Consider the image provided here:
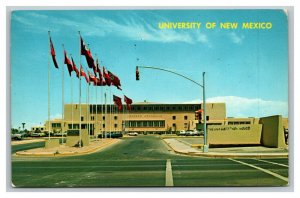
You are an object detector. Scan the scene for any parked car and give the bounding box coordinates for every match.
[98,132,123,138]
[177,130,186,136]
[185,130,195,136]
[30,132,46,137]
[11,133,23,140]
[128,132,138,136]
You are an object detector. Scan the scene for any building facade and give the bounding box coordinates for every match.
[45,102,226,136]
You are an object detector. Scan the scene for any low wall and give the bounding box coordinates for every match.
[259,115,286,148]
[66,130,89,147]
[207,124,262,145]
[45,139,60,148]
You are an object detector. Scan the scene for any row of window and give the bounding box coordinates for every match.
[128,120,165,128]
[89,104,201,113]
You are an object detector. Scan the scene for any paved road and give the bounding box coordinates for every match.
[11,136,289,187]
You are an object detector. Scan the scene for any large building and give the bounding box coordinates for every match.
[44,102,288,148]
[45,102,226,135]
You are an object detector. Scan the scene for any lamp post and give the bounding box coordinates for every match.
[136,65,208,153]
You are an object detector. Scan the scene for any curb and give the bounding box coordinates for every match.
[15,139,120,157]
[162,139,288,159]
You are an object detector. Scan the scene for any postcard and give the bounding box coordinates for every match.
[11,9,289,188]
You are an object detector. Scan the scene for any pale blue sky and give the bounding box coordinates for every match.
[10,9,288,129]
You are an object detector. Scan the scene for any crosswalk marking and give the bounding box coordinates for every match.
[165,159,174,186]
[255,159,289,168]
[228,158,288,182]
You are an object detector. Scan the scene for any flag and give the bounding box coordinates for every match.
[80,35,95,69]
[80,65,89,84]
[80,36,88,56]
[108,71,122,90]
[103,67,111,86]
[71,57,79,78]
[64,50,73,76]
[88,71,97,85]
[49,37,59,68]
[85,49,96,69]
[113,95,122,111]
[124,95,133,111]
[95,78,106,86]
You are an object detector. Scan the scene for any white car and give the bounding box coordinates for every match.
[178,130,186,136]
[128,132,138,136]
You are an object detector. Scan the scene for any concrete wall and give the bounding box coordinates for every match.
[45,139,60,149]
[66,129,90,147]
[259,115,287,148]
[207,124,262,145]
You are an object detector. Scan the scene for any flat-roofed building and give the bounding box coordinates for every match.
[45,102,226,136]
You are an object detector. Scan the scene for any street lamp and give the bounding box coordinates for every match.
[136,66,208,153]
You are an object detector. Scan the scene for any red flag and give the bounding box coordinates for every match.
[103,67,111,86]
[124,95,133,111]
[95,78,106,86]
[108,71,122,90]
[88,71,97,85]
[113,95,122,111]
[80,35,95,69]
[80,65,89,84]
[64,50,73,76]
[49,37,59,68]
[80,36,88,56]
[71,57,79,78]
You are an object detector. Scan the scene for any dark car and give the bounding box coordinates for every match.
[98,132,123,138]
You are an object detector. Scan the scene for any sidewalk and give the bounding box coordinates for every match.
[163,138,288,158]
[15,139,120,157]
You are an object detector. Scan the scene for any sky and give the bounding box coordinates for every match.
[10,9,289,129]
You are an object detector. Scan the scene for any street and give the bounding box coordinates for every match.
[11,136,288,187]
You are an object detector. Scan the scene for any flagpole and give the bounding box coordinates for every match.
[109,87,112,139]
[86,76,89,141]
[71,56,74,131]
[96,80,98,139]
[48,31,51,141]
[104,91,107,139]
[78,31,82,148]
[101,86,103,139]
[61,45,65,145]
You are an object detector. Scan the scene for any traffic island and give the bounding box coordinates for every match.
[15,139,120,157]
[163,138,288,158]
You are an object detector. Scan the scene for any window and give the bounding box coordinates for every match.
[114,124,118,128]
[103,116,105,120]
[172,123,176,127]
[81,116,84,121]
[41,128,44,131]
[184,115,188,120]
[148,121,154,127]
[114,116,118,120]
[52,123,61,128]
[103,124,105,128]
[206,116,209,121]
[143,121,148,127]
[172,116,176,120]
[91,116,95,121]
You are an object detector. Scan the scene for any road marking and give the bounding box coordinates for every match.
[165,159,174,186]
[255,159,289,168]
[228,158,288,182]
